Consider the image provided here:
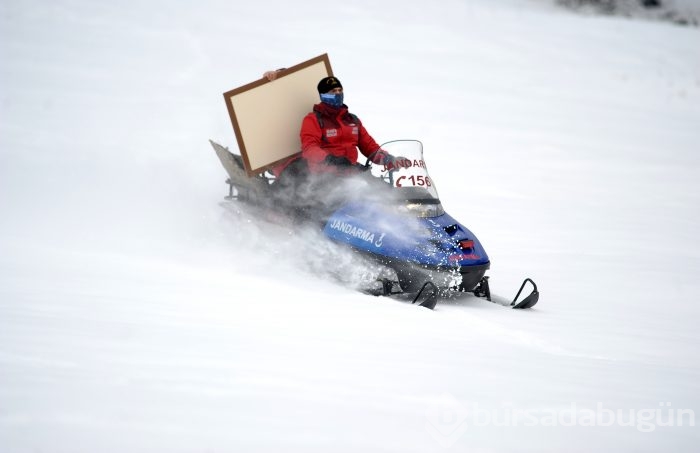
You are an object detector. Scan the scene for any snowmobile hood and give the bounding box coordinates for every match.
[323,200,490,269]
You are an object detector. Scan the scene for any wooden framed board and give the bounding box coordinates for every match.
[223,53,333,176]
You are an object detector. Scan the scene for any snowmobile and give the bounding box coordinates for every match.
[211,139,539,310]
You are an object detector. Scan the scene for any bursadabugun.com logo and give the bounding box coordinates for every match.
[426,394,695,447]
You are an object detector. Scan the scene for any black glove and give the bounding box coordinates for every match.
[369,150,409,169]
[324,155,352,167]
[369,150,390,165]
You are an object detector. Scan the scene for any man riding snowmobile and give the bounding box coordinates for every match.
[270,75,402,220]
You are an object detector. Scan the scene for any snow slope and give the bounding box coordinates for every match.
[1,0,699,451]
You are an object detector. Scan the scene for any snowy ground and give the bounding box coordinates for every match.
[2,0,700,451]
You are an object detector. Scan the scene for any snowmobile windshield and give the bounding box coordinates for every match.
[370,140,444,218]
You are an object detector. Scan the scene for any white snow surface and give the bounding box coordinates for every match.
[2,0,700,451]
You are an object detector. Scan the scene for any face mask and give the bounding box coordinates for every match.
[320,92,344,107]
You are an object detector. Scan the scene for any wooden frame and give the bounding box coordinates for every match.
[223,53,333,176]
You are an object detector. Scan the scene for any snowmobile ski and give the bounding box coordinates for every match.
[469,276,539,309]
[411,281,439,310]
[510,278,539,309]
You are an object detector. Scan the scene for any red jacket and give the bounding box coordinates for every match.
[300,102,382,173]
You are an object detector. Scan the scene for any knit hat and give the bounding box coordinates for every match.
[317,76,342,94]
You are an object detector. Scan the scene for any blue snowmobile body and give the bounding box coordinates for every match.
[322,196,491,291]
[320,140,490,293]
